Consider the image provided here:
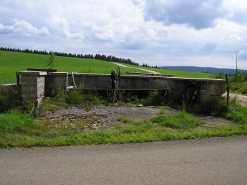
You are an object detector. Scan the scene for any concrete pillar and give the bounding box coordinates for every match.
[18,71,47,107]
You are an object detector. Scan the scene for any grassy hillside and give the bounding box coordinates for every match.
[123,64,213,78]
[0,50,213,84]
[0,51,146,83]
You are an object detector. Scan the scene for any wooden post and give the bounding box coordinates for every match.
[225,74,229,105]
[16,72,21,105]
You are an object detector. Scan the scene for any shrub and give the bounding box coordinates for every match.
[229,82,247,95]
[212,100,247,124]
[66,90,84,104]
[214,72,225,79]
[231,70,244,83]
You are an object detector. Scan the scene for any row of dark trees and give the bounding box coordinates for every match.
[0,47,139,66]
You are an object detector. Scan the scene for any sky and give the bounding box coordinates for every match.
[0,0,247,69]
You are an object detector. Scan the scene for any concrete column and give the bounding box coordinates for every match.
[18,71,47,107]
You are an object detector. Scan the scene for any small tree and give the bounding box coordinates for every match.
[48,52,56,69]
[232,70,244,83]
[214,71,225,79]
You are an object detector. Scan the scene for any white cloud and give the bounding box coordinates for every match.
[49,15,84,40]
[0,0,247,69]
[0,19,50,36]
[227,34,244,41]
[223,0,247,24]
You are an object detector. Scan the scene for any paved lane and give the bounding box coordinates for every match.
[1,136,247,185]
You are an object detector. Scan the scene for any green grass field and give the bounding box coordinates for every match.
[0,51,147,83]
[123,64,213,78]
[1,50,213,84]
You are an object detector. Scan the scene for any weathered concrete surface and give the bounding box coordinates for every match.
[167,77,226,104]
[17,71,226,106]
[18,71,47,106]
[0,136,246,185]
[0,83,16,95]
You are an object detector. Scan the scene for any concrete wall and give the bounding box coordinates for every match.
[45,72,68,96]
[67,73,169,90]
[70,73,110,90]
[119,75,169,90]
[0,83,17,95]
[167,77,225,104]
[17,71,226,106]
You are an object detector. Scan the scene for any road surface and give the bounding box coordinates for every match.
[112,62,161,74]
[0,136,247,185]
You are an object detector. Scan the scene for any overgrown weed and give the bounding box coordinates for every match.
[213,100,247,124]
[0,110,40,133]
[150,108,205,129]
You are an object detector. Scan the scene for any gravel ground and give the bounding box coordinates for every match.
[38,104,233,129]
[38,106,174,128]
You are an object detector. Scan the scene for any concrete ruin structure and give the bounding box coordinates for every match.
[14,70,226,107]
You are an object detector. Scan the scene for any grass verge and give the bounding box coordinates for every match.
[0,102,247,148]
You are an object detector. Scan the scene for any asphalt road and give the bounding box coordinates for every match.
[0,136,247,185]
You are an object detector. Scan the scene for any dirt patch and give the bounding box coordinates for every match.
[38,105,231,130]
[38,106,170,129]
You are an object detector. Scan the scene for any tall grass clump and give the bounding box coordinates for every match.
[65,90,105,105]
[0,110,39,133]
[117,116,134,124]
[150,109,205,129]
[228,70,247,95]
[213,100,247,124]
[38,97,58,116]
[66,90,84,104]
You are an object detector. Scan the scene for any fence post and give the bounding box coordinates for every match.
[225,74,229,105]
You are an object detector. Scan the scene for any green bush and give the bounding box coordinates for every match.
[228,70,247,94]
[66,90,84,104]
[214,72,225,79]
[212,100,247,124]
[231,70,244,83]
[229,82,247,95]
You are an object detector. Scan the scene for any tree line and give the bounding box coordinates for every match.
[0,47,139,66]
